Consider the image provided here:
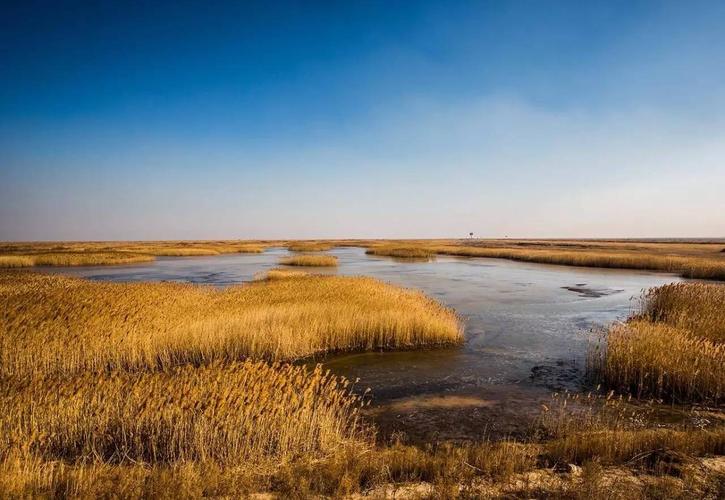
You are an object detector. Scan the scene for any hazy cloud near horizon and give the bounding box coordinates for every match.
[1,1,724,240]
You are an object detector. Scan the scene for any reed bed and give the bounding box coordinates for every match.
[640,282,725,342]
[0,242,266,268]
[2,427,723,497]
[0,271,462,378]
[428,245,725,280]
[591,282,725,403]
[3,239,723,278]
[594,321,725,403]
[287,242,333,252]
[0,442,537,498]
[365,247,436,259]
[133,247,220,256]
[544,427,725,466]
[0,252,155,267]
[279,255,338,267]
[0,361,368,466]
[0,256,34,268]
[120,244,264,256]
[226,245,264,254]
[255,268,311,280]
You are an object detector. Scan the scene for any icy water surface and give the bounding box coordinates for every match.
[44,247,680,441]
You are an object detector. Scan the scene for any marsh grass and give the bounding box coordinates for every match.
[2,428,723,498]
[640,282,725,342]
[0,252,155,267]
[121,244,264,256]
[1,251,723,497]
[365,247,436,259]
[429,245,725,280]
[255,267,311,280]
[0,241,265,268]
[0,256,34,268]
[0,271,462,378]
[0,361,368,466]
[537,391,725,467]
[0,269,467,497]
[593,321,725,403]
[590,283,725,403]
[544,427,725,468]
[133,247,221,256]
[279,255,338,267]
[287,242,333,252]
[3,239,723,278]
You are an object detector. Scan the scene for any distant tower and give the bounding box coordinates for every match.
[469,232,474,239]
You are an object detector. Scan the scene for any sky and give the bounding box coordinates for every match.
[1,0,724,240]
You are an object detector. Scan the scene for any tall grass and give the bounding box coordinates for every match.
[428,245,725,280]
[0,252,155,267]
[135,247,220,256]
[365,247,436,259]
[0,241,266,268]
[640,282,725,342]
[0,268,468,497]
[255,268,311,280]
[0,271,462,378]
[0,361,368,466]
[0,256,34,268]
[279,255,338,267]
[544,427,725,467]
[287,242,333,252]
[594,321,725,403]
[591,283,725,403]
[2,427,723,497]
[120,244,264,256]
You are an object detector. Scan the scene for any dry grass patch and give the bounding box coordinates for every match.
[430,245,725,280]
[0,441,538,498]
[134,247,220,256]
[0,361,368,466]
[0,241,267,267]
[0,256,34,268]
[6,252,156,267]
[593,321,725,403]
[640,282,725,342]
[230,245,264,253]
[544,427,725,467]
[366,247,436,259]
[3,432,723,498]
[279,255,338,267]
[118,243,264,256]
[287,242,333,252]
[355,239,725,279]
[0,271,462,378]
[591,282,725,403]
[255,268,311,280]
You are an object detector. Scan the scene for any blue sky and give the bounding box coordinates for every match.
[1,0,724,240]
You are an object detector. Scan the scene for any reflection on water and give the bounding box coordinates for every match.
[42,247,681,441]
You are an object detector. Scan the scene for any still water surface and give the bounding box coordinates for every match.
[45,247,680,441]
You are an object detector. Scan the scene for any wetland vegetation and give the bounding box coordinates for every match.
[279,254,339,267]
[0,240,723,498]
